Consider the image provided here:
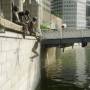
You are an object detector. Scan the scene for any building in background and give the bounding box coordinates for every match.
[63,0,86,29]
[24,0,62,30]
[24,0,51,29]
[86,0,90,28]
[40,0,51,28]
[51,0,86,29]
[51,0,63,18]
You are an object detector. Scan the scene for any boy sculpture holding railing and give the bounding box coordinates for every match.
[12,5,40,60]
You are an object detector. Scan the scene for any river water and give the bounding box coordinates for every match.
[42,44,90,90]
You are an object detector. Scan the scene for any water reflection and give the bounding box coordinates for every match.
[42,44,90,90]
[75,46,87,87]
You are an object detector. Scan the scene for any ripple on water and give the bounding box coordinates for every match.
[43,46,90,90]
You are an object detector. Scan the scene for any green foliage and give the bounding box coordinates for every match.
[40,25,49,29]
[40,23,50,30]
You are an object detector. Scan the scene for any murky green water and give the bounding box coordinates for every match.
[41,44,90,90]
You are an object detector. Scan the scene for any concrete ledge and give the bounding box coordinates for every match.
[0,16,23,32]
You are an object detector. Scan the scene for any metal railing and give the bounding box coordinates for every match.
[41,27,90,40]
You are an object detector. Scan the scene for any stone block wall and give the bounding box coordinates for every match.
[40,46,57,79]
[0,32,40,90]
[44,47,56,69]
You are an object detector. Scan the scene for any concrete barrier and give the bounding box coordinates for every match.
[0,32,40,90]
